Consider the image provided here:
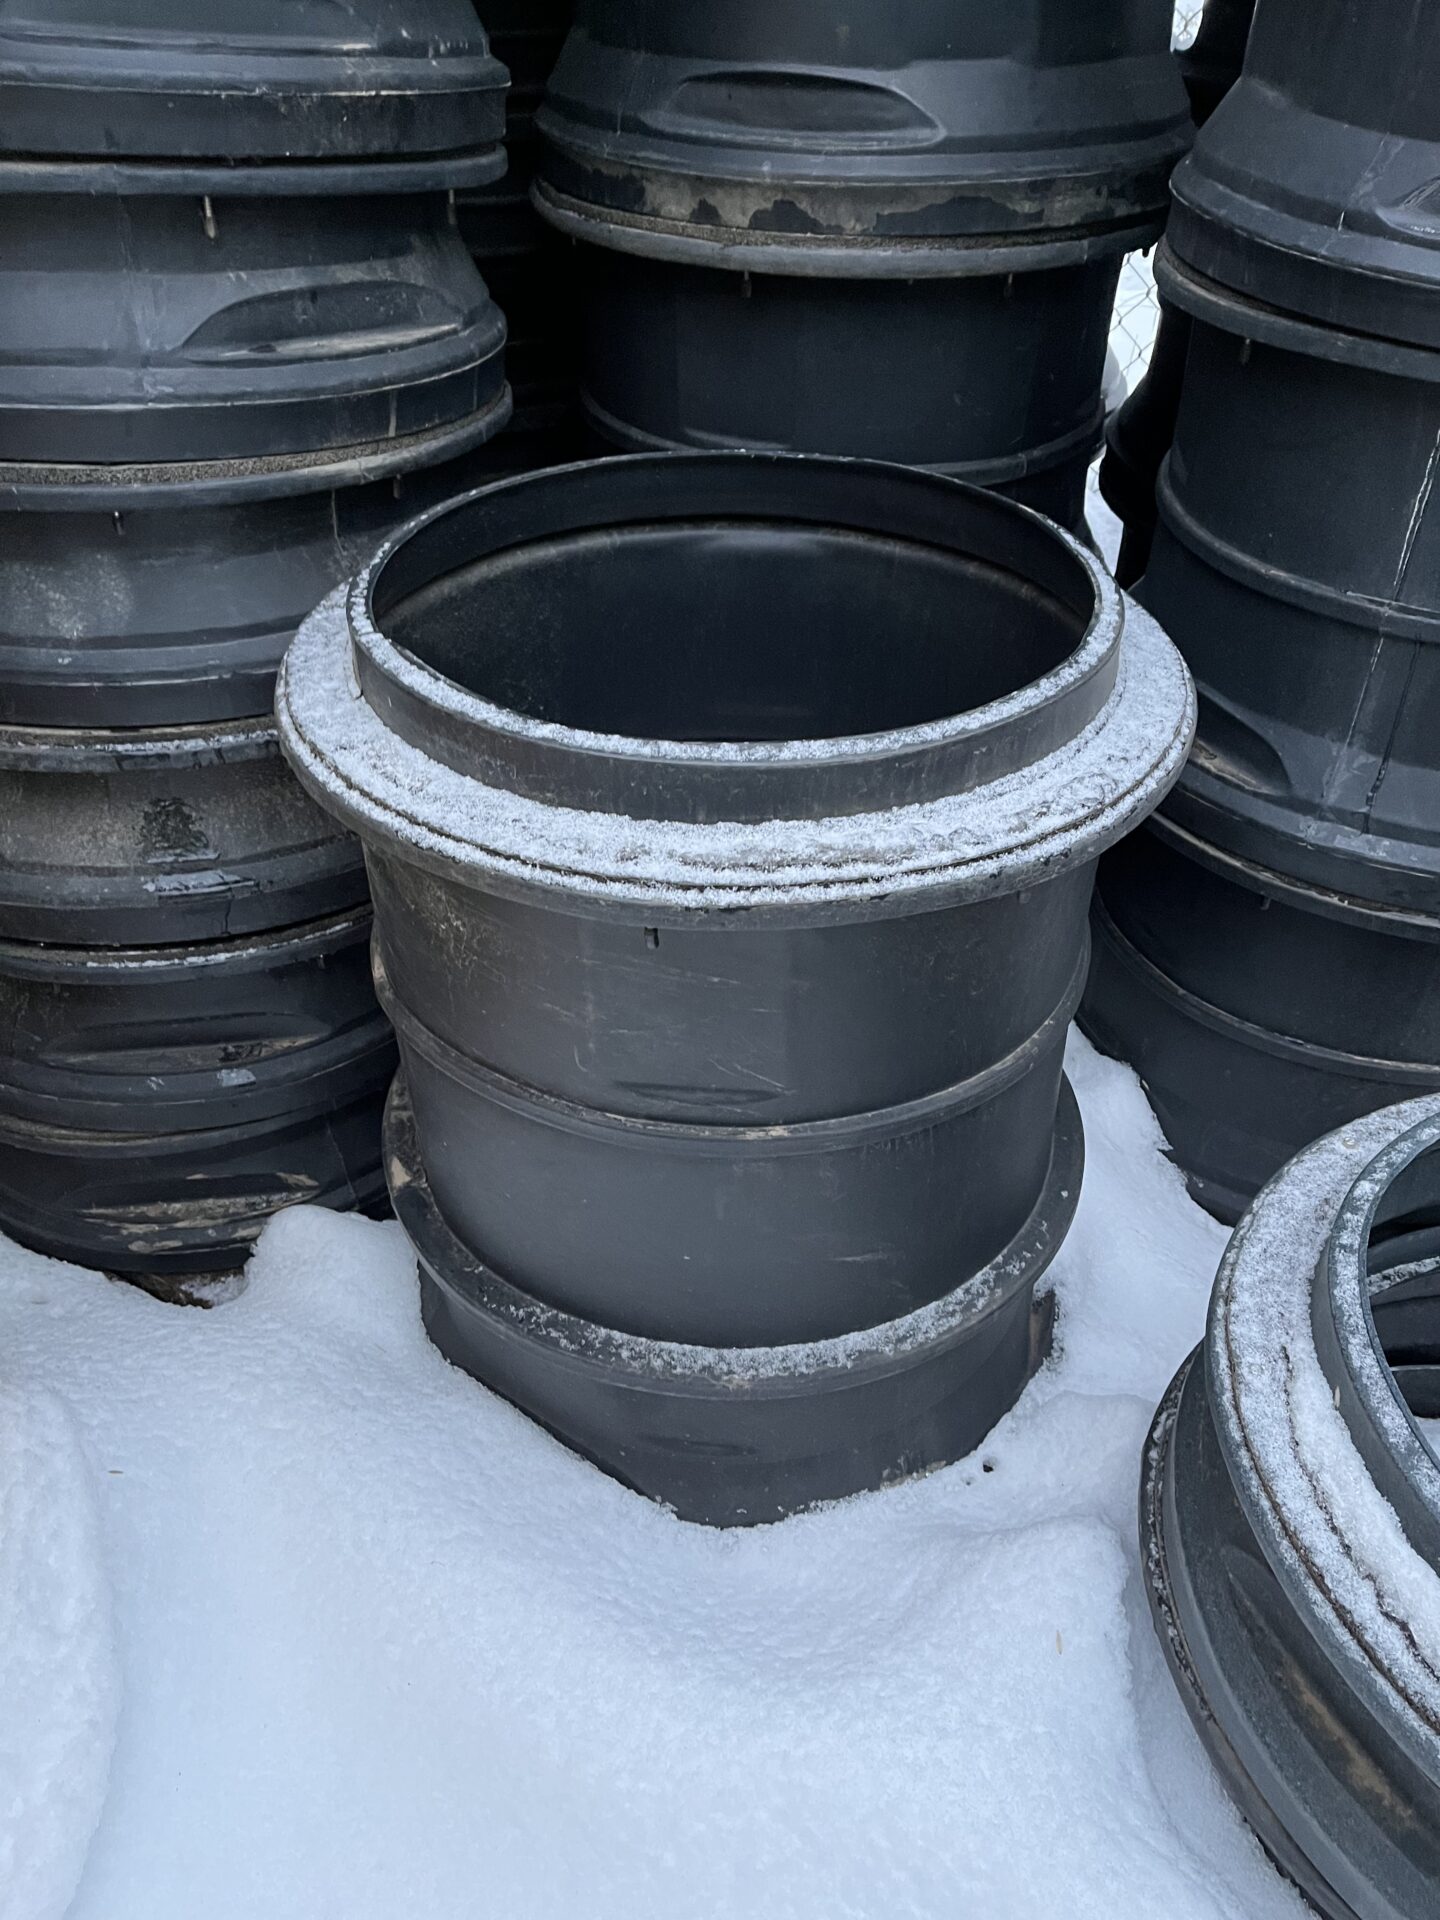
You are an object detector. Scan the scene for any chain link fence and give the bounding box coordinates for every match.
[1107,3,1207,394]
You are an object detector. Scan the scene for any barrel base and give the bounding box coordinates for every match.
[388,1074,1082,1528]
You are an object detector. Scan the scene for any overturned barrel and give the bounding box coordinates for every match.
[533,2,1190,530]
[1082,229,1440,1219]
[1143,1096,1440,1919]
[278,453,1194,1522]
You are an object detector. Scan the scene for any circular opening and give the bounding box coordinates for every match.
[374,464,1095,747]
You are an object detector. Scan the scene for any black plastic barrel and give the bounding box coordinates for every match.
[0,192,509,472]
[1143,1098,1440,1919]
[0,1,513,1275]
[1098,0,1257,588]
[0,1101,389,1282]
[278,453,1194,1522]
[1145,254,1440,909]
[0,450,526,730]
[532,2,1189,528]
[1081,229,1440,1219]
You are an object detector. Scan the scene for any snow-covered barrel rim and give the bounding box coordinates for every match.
[277,452,1195,922]
[1208,1096,1440,1759]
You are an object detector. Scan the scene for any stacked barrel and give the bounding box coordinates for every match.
[1081,0,1440,1223]
[0,2,512,1283]
[531,0,1192,532]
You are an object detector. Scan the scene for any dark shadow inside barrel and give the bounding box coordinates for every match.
[379,475,1093,745]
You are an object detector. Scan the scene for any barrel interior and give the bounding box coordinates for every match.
[380,506,1092,743]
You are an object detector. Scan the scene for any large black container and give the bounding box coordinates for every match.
[0,0,507,176]
[1143,1098,1440,1919]
[279,453,1194,1520]
[532,2,1189,525]
[1144,253,1440,909]
[0,719,366,948]
[1167,0,1440,343]
[1082,234,1440,1218]
[1084,820,1440,1223]
[1098,0,1257,587]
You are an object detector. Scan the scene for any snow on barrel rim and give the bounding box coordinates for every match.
[1208,1095,1440,1758]
[277,452,1196,922]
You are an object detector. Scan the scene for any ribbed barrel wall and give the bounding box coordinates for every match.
[0,2,510,1277]
[1081,0,1440,1224]
[278,453,1195,1522]
[532,0,1190,530]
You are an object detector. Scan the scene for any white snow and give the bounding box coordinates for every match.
[0,1033,1304,1920]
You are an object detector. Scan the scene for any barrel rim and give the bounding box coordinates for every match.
[277,451,1195,920]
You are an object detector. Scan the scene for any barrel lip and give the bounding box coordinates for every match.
[0,384,516,513]
[1155,245,1440,381]
[0,905,373,980]
[0,149,510,198]
[387,1070,1083,1391]
[277,453,1195,921]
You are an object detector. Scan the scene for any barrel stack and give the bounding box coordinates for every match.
[0,1,512,1283]
[531,0,1191,532]
[1082,0,1440,1223]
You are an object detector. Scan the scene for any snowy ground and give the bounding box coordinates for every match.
[0,1033,1306,1920]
